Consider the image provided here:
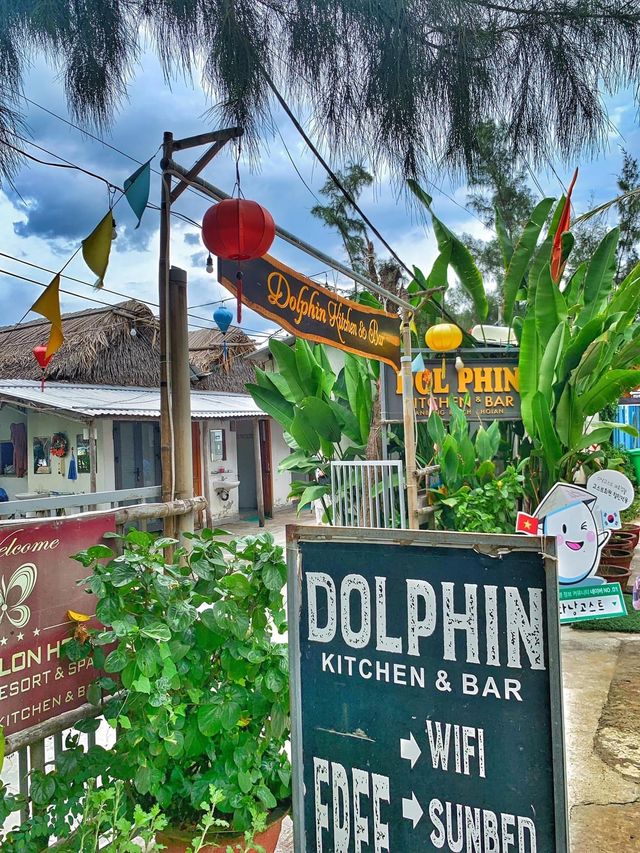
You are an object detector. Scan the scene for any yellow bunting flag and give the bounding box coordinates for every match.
[82,210,114,288]
[30,274,64,357]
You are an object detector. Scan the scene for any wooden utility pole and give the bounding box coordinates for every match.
[168,266,194,539]
[158,127,242,539]
[401,309,419,529]
[159,131,174,521]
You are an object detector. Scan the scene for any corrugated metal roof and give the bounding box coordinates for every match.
[0,380,264,419]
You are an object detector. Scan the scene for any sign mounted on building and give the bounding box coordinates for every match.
[381,354,520,422]
[0,514,115,736]
[287,526,568,853]
[218,255,401,370]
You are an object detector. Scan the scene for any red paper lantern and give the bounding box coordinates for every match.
[33,345,52,370]
[201,199,275,261]
[201,199,275,322]
[33,345,52,392]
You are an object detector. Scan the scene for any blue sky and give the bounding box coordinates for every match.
[0,51,638,341]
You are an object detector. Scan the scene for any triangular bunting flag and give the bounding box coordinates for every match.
[411,352,425,373]
[30,274,64,358]
[124,160,151,228]
[82,211,114,288]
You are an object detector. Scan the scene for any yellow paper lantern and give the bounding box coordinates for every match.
[424,323,463,352]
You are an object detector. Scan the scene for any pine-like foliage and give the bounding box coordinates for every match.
[2,0,640,182]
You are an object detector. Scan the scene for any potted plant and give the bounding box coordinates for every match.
[68,528,292,852]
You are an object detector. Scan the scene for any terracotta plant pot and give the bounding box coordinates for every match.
[596,563,632,587]
[157,810,287,853]
[600,547,634,570]
[621,523,640,548]
[609,531,638,549]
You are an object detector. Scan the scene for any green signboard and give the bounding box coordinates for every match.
[287,527,568,852]
[558,582,627,624]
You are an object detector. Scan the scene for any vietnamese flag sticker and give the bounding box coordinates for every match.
[516,512,539,535]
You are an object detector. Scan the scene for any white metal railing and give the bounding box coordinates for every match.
[0,486,162,519]
[331,460,406,529]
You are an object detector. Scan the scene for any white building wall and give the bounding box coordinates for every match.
[26,411,117,495]
[271,421,292,510]
[0,405,28,499]
[202,418,242,524]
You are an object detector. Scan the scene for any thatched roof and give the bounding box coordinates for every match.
[0,300,256,392]
[188,327,257,392]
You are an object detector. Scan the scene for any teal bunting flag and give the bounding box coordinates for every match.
[411,352,425,373]
[123,160,151,228]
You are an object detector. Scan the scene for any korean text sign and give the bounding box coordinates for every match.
[287,528,568,852]
[0,514,115,736]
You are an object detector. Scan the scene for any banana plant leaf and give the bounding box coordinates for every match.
[290,409,321,454]
[518,311,540,436]
[532,391,563,477]
[245,383,294,430]
[299,397,342,443]
[580,369,640,415]
[537,322,566,401]
[576,228,619,328]
[269,339,307,402]
[408,179,488,321]
[502,197,554,325]
[535,266,567,348]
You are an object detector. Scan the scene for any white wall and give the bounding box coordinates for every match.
[271,421,292,509]
[202,418,242,524]
[10,411,116,497]
[0,405,28,499]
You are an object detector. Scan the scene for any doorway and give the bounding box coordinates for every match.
[113,421,161,490]
[235,420,273,520]
[236,422,257,515]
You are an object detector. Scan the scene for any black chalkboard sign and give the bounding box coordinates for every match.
[287,527,567,852]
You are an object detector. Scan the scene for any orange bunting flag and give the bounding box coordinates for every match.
[30,274,64,358]
[550,168,578,283]
[82,210,114,289]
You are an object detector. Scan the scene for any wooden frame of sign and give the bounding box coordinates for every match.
[286,526,568,853]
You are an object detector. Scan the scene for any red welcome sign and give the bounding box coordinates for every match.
[0,514,115,736]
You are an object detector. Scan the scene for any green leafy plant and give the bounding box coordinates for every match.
[422,398,519,531]
[511,208,640,498]
[247,338,376,518]
[75,528,291,833]
[426,398,502,494]
[437,466,525,533]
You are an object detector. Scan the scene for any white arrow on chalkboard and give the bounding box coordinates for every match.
[402,792,423,828]
[400,732,422,768]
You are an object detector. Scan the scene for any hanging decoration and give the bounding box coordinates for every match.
[425,322,463,378]
[411,352,425,373]
[213,303,234,362]
[551,167,579,283]
[201,141,275,323]
[68,447,78,481]
[51,432,70,458]
[202,199,275,323]
[33,345,53,392]
[82,210,115,289]
[123,160,152,228]
[424,323,463,352]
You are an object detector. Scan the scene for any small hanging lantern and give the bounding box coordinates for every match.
[33,345,52,392]
[424,323,463,352]
[213,304,233,334]
[425,323,463,380]
[213,304,234,363]
[201,198,276,323]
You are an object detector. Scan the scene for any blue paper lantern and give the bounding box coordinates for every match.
[213,304,233,334]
